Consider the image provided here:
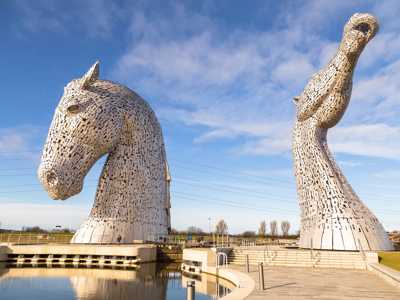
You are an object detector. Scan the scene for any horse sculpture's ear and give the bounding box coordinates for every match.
[293,96,300,105]
[81,61,100,89]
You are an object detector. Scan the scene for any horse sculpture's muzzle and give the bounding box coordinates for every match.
[38,164,83,200]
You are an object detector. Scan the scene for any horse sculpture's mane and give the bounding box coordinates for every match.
[293,13,392,250]
[38,62,171,243]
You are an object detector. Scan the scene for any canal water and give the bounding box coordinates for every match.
[0,263,233,300]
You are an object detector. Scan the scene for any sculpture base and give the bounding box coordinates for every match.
[299,225,394,251]
[71,217,168,244]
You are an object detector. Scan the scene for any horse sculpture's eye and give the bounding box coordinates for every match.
[67,104,81,115]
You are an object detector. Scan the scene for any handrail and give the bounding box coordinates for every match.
[312,250,321,267]
[216,252,228,268]
[358,239,367,263]
[0,233,73,244]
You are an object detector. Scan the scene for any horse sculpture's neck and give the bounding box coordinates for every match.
[294,46,356,137]
[293,47,357,205]
[71,91,170,244]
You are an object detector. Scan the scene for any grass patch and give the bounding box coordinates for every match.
[378,252,400,271]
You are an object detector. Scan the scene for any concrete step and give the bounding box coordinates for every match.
[229,258,359,262]
[228,261,366,269]
[232,250,361,255]
[227,249,367,270]
[231,252,362,257]
[230,254,364,260]
[230,256,365,261]
[230,256,364,261]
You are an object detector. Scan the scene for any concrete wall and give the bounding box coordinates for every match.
[0,244,156,263]
[183,248,215,267]
[182,248,255,300]
[0,245,9,262]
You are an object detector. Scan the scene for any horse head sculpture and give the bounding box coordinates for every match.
[292,13,392,251]
[38,62,171,243]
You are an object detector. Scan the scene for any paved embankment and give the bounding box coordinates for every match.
[230,264,400,300]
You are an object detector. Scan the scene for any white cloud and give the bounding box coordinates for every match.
[318,42,339,67]
[330,124,400,159]
[283,0,368,32]
[242,168,294,178]
[231,123,400,160]
[239,137,291,156]
[351,59,400,123]
[193,129,236,144]
[14,0,123,37]
[0,126,42,160]
[372,0,400,31]
[337,160,363,168]
[0,131,25,153]
[109,1,400,161]
[116,30,269,96]
[359,33,400,69]
[112,3,328,155]
[373,169,400,181]
[272,56,315,88]
[14,0,65,33]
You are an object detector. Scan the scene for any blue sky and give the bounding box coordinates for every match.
[0,0,399,234]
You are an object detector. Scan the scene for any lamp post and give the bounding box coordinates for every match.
[208,217,211,243]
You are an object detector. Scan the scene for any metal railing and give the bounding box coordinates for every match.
[216,252,228,268]
[358,238,367,266]
[310,238,321,267]
[0,233,73,244]
[213,234,230,248]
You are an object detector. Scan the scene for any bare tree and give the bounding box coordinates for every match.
[187,226,204,234]
[215,219,228,235]
[281,221,291,236]
[258,221,266,237]
[169,228,179,234]
[242,231,256,237]
[270,220,278,237]
[23,226,47,233]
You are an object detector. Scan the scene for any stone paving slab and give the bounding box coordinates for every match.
[230,265,400,300]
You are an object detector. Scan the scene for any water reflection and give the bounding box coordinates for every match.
[71,264,167,299]
[181,272,233,299]
[0,263,233,300]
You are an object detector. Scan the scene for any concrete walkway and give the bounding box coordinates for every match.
[230,265,400,300]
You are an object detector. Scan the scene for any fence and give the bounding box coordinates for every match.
[0,233,73,244]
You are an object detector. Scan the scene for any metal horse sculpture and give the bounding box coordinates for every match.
[293,13,393,250]
[38,62,171,243]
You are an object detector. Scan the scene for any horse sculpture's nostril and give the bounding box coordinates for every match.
[46,171,58,186]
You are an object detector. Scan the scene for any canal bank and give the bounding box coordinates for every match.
[0,243,156,266]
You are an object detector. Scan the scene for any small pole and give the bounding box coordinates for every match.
[246,254,250,273]
[310,238,313,259]
[187,281,195,300]
[258,262,265,290]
